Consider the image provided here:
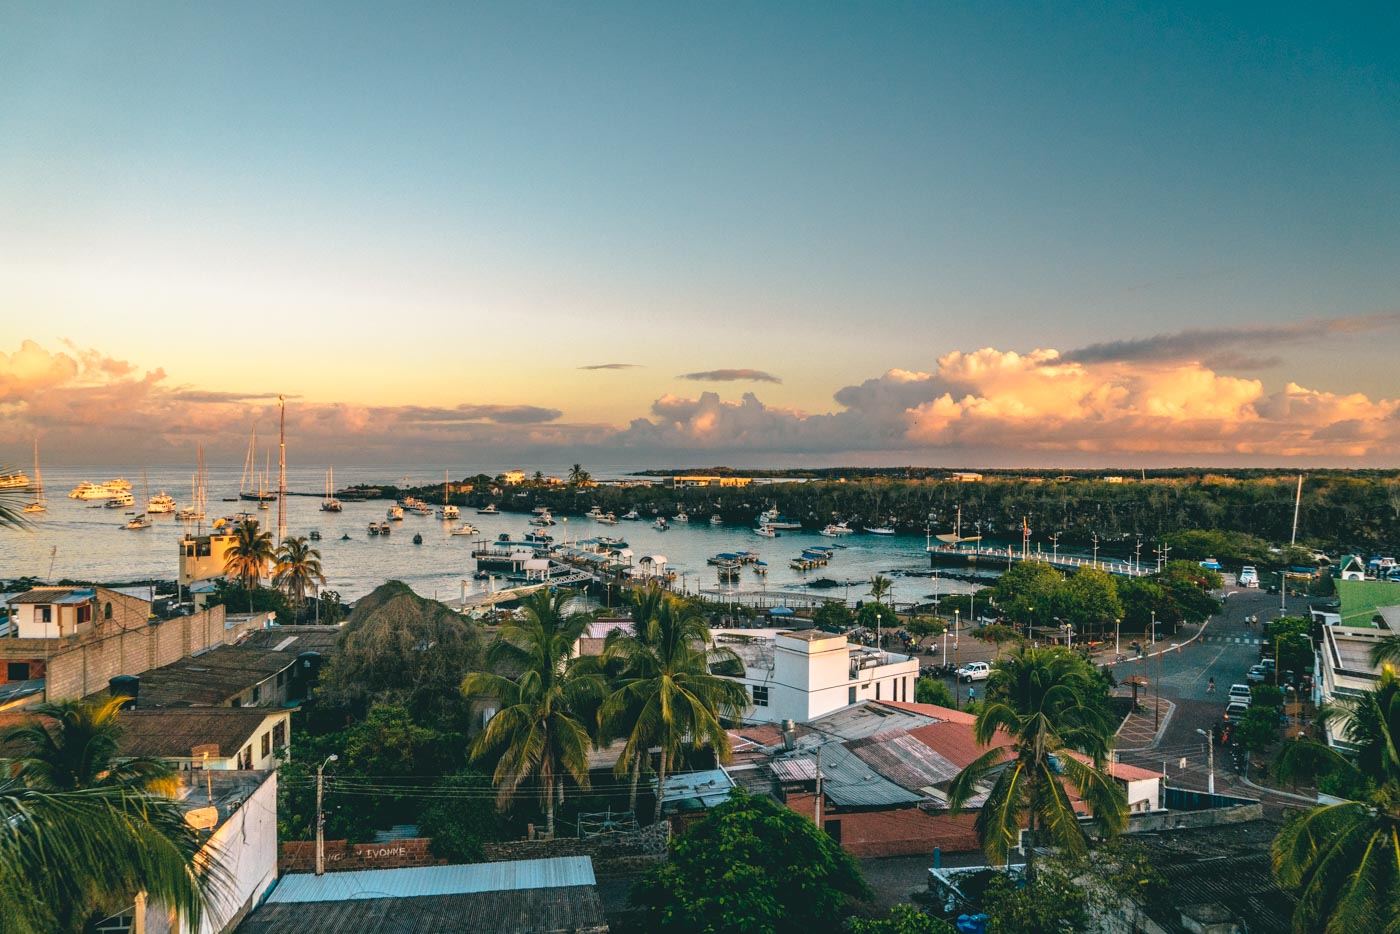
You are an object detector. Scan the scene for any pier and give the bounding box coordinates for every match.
[927,543,1151,578]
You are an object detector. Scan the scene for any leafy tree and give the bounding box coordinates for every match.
[222,519,276,604]
[1055,567,1122,642]
[947,647,1127,880]
[813,600,853,632]
[1235,707,1279,767]
[0,781,213,934]
[971,624,1021,660]
[904,615,947,638]
[568,463,592,486]
[1271,671,1400,932]
[983,865,1091,934]
[2,696,175,794]
[419,769,507,862]
[1251,684,1285,708]
[846,905,954,933]
[272,535,326,609]
[857,602,898,634]
[992,562,1063,631]
[630,789,870,933]
[600,589,750,820]
[316,581,484,723]
[461,590,601,837]
[916,677,956,708]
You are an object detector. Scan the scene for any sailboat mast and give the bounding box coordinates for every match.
[1290,473,1303,546]
[278,395,287,541]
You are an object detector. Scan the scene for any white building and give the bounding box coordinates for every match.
[1317,619,1394,750]
[712,628,920,724]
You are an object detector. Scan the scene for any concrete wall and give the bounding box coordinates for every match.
[281,838,445,874]
[0,604,259,702]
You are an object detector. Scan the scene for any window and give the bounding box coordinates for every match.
[261,731,271,759]
[752,685,769,707]
[104,602,112,620]
[7,662,29,681]
[238,746,252,770]
[38,606,51,623]
[875,681,881,700]
[76,604,92,625]
[251,684,261,704]
[272,720,286,751]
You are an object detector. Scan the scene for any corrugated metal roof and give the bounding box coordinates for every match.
[769,756,818,782]
[268,857,596,904]
[845,731,963,790]
[814,742,925,808]
[802,701,939,741]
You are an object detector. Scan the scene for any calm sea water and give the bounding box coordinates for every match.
[1,465,984,605]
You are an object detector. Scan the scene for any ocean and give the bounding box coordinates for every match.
[1,464,985,606]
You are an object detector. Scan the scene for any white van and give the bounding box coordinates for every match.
[1239,566,1259,588]
[1228,684,1252,706]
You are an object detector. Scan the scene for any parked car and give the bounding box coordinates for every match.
[1223,701,1250,721]
[1246,665,1267,684]
[957,662,991,683]
[1228,684,1253,705]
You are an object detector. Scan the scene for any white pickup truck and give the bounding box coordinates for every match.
[957,662,991,683]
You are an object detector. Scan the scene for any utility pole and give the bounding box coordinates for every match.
[814,746,824,828]
[1092,532,1100,569]
[1208,729,1215,795]
[1134,535,1143,574]
[277,395,287,543]
[1290,473,1303,546]
[315,754,338,876]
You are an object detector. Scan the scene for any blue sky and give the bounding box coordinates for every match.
[2,3,1399,465]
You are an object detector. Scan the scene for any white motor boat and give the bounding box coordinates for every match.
[477,504,499,515]
[710,515,723,525]
[672,510,689,523]
[148,491,177,514]
[865,526,896,535]
[450,523,478,536]
[754,524,778,538]
[621,509,640,521]
[653,517,669,530]
[387,505,405,521]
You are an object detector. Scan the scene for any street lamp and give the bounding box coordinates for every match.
[1114,618,1121,658]
[316,753,339,876]
[1196,728,1216,795]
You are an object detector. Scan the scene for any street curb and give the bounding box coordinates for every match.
[1240,774,1317,804]
[1115,697,1177,752]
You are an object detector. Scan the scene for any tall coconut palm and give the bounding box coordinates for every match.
[568,463,591,486]
[222,519,275,609]
[946,646,1127,879]
[868,574,893,647]
[0,780,213,933]
[1271,670,1400,933]
[273,535,327,610]
[0,466,29,530]
[460,589,601,837]
[601,590,750,820]
[3,696,176,795]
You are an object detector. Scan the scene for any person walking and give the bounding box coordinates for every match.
[1207,677,1216,694]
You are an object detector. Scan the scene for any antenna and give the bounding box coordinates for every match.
[46,546,57,582]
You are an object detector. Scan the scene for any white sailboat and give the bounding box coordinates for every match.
[125,470,153,530]
[321,467,343,512]
[438,469,459,520]
[177,445,208,526]
[22,439,45,514]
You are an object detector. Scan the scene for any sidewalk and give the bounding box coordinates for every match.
[1115,692,1176,750]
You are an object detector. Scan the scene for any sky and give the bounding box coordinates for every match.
[3,2,1400,468]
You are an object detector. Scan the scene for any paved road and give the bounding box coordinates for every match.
[1105,588,1313,809]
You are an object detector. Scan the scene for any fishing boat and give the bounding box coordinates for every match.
[529,510,555,527]
[321,468,343,512]
[672,509,689,523]
[22,440,45,514]
[709,514,723,525]
[621,509,640,521]
[757,507,802,530]
[585,505,605,520]
[378,521,392,536]
[717,561,741,581]
[438,470,459,520]
[387,505,404,521]
[450,523,479,536]
[752,560,768,576]
[368,523,381,536]
[864,525,896,535]
[753,524,778,538]
[830,521,854,535]
[653,517,669,531]
[124,514,152,530]
[707,552,741,566]
[477,503,499,515]
[148,491,177,514]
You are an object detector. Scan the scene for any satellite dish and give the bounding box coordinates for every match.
[185,806,219,830]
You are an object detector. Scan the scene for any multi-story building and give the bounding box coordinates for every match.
[713,628,919,724]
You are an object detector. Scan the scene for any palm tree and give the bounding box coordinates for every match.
[0,780,213,933]
[568,463,591,487]
[3,696,176,795]
[222,519,275,609]
[273,535,327,611]
[946,646,1127,880]
[1372,634,1400,669]
[1271,670,1400,932]
[601,589,750,820]
[0,466,29,530]
[868,574,893,647]
[460,589,601,837]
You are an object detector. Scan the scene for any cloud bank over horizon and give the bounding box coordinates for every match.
[4,337,1399,467]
